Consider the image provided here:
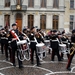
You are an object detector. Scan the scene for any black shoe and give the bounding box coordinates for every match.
[61,58,64,61]
[37,63,41,66]
[51,60,54,61]
[19,65,24,69]
[6,58,8,61]
[38,63,41,65]
[31,62,34,64]
[13,64,16,67]
[1,52,4,54]
[67,67,71,71]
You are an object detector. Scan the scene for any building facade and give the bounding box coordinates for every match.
[0,0,65,31]
[65,0,75,32]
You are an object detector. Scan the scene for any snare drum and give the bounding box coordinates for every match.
[59,44,66,52]
[36,43,45,52]
[44,40,50,46]
[17,40,27,45]
[36,43,46,59]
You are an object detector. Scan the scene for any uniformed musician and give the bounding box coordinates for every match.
[66,29,75,71]
[9,23,24,69]
[50,30,61,61]
[29,27,41,66]
[60,31,70,60]
[4,26,11,61]
[0,28,5,54]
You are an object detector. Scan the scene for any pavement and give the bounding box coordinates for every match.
[0,50,75,75]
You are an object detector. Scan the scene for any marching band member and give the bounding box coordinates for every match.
[29,27,41,66]
[50,30,61,61]
[66,30,75,71]
[60,31,70,60]
[35,29,44,43]
[4,26,11,61]
[9,23,24,69]
[0,27,10,61]
[0,28,5,54]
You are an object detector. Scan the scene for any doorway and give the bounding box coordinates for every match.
[16,13,22,31]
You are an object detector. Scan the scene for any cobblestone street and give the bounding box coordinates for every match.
[0,51,75,75]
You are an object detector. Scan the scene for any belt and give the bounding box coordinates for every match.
[30,41,36,42]
[1,37,8,40]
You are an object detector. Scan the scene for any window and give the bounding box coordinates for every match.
[16,0,22,5]
[4,15,10,27]
[53,15,59,29]
[5,0,10,7]
[28,0,34,7]
[70,15,74,30]
[41,0,46,8]
[28,15,34,28]
[40,15,46,29]
[53,0,59,8]
[70,0,74,9]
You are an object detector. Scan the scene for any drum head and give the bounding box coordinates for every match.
[44,40,50,42]
[17,40,27,45]
[36,43,44,47]
[59,44,66,47]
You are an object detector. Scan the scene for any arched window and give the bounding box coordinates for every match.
[28,0,34,7]
[53,0,59,8]
[4,15,10,27]
[41,0,46,8]
[5,0,10,7]
[53,15,59,29]
[28,15,34,28]
[40,15,46,29]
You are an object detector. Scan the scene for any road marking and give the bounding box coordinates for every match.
[22,65,53,73]
[71,66,75,72]
[35,66,53,73]
[45,71,75,75]
[41,61,75,66]
[0,73,4,75]
[0,66,13,71]
[0,60,13,65]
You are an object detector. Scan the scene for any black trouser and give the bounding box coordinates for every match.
[1,43,4,54]
[31,47,40,65]
[11,41,22,67]
[66,51,75,69]
[51,49,61,61]
[5,44,9,59]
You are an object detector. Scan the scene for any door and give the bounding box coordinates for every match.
[16,13,22,31]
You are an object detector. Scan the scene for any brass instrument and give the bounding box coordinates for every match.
[70,43,75,55]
